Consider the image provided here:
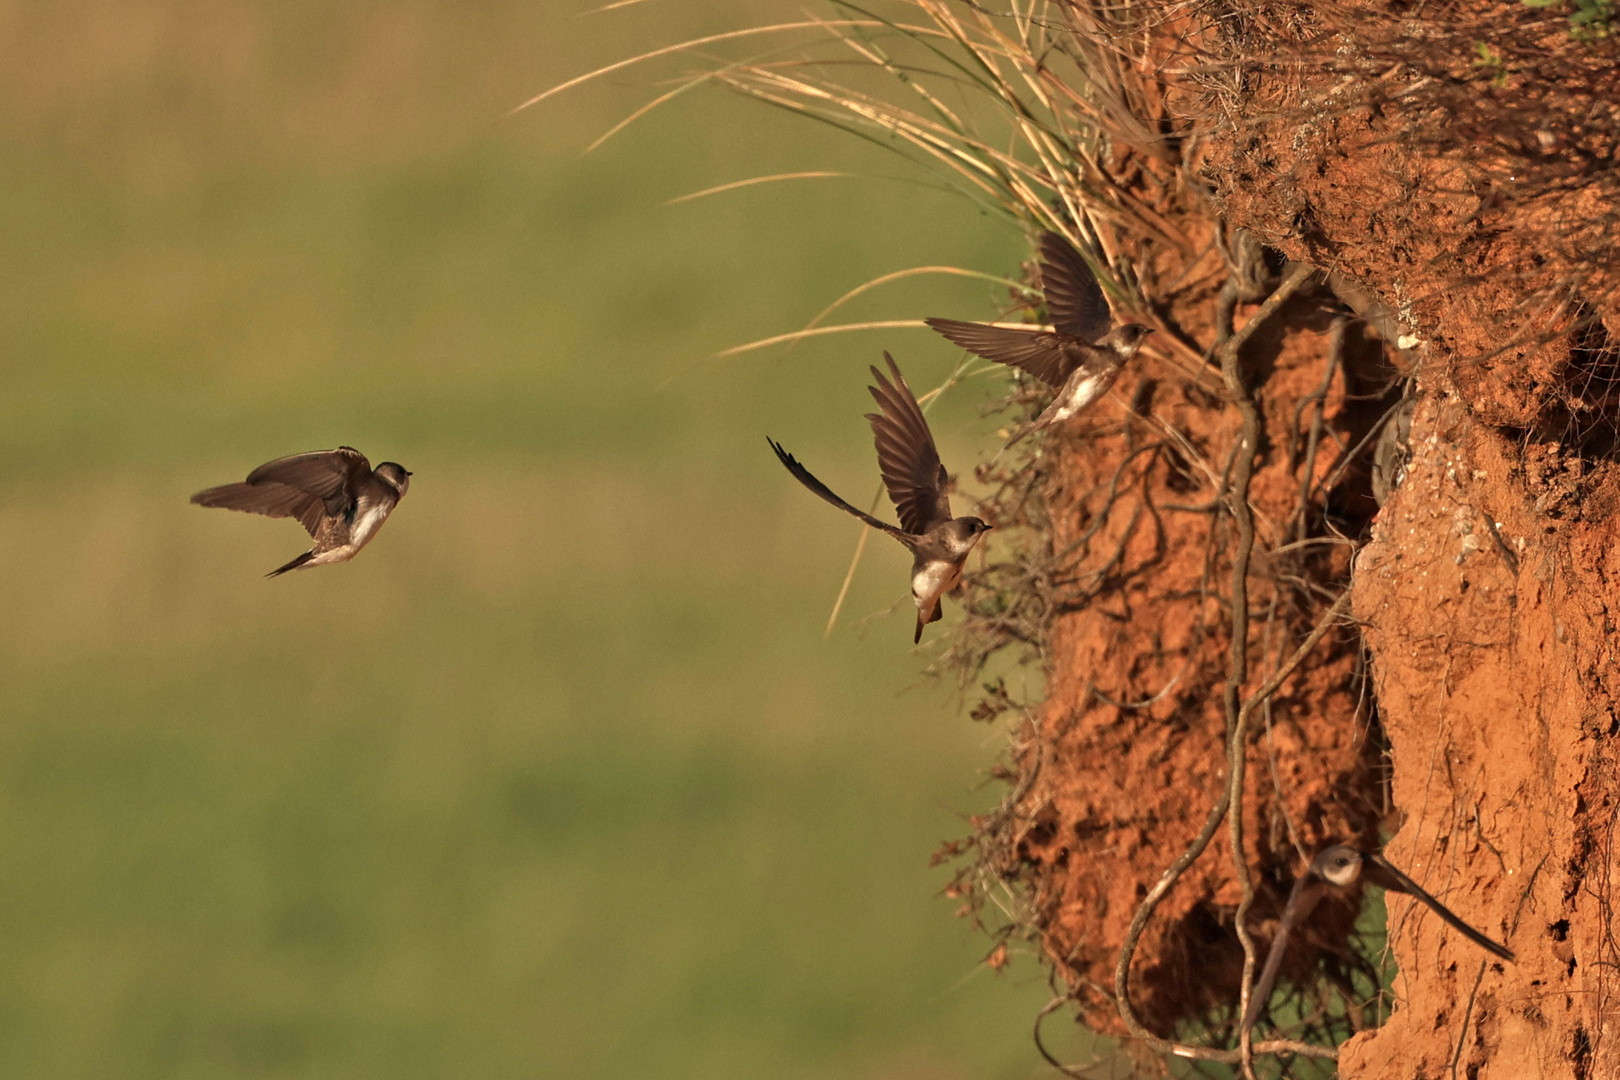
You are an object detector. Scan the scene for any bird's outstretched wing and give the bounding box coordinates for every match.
[865,353,952,535]
[192,447,373,536]
[190,482,326,535]
[1037,231,1113,345]
[1365,854,1515,962]
[924,317,1073,389]
[768,438,904,540]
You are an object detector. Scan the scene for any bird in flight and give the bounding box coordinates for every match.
[768,353,991,643]
[927,231,1153,446]
[192,447,411,577]
[1241,844,1514,1038]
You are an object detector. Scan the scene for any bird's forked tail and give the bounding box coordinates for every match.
[267,551,315,578]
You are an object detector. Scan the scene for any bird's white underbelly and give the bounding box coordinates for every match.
[348,503,392,549]
[912,560,962,605]
[1051,373,1109,422]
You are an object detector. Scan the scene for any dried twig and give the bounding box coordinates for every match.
[1112,590,1353,1065]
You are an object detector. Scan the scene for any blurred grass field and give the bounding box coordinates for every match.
[0,1,1084,1077]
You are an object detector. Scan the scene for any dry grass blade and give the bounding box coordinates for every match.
[802,266,1030,333]
[824,500,879,638]
[663,171,850,205]
[713,320,928,357]
[723,68,1014,182]
[577,0,660,15]
[585,71,716,153]
[508,21,885,114]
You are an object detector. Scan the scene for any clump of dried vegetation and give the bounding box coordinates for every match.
[1198,0,1620,448]
[527,0,1617,1074]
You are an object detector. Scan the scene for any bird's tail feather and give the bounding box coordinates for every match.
[267,551,315,577]
[913,602,943,643]
[1367,854,1515,961]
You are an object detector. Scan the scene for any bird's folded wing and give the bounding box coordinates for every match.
[1242,877,1328,1035]
[924,318,1072,389]
[866,353,952,535]
[1038,231,1114,345]
[245,447,372,514]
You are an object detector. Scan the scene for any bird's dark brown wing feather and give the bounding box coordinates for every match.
[865,353,951,535]
[768,438,905,541]
[1364,855,1515,962]
[190,482,327,536]
[193,447,372,536]
[925,318,1074,388]
[1241,877,1329,1035]
[245,447,372,515]
[1038,231,1113,345]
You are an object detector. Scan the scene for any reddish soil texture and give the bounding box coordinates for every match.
[1343,392,1620,1078]
[999,259,1399,1035]
[1194,4,1620,1074]
[1206,2,1620,284]
[1205,2,1620,430]
[970,2,1620,1071]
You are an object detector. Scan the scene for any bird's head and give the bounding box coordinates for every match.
[943,516,993,554]
[1102,323,1154,359]
[1313,845,1364,887]
[376,462,412,497]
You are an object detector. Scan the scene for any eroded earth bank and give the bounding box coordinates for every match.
[952,3,1620,1075]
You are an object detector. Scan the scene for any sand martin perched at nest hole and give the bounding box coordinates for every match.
[1242,844,1513,1038]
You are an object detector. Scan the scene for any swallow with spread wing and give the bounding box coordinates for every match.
[1242,845,1514,1037]
[192,447,411,576]
[769,353,991,643]
[927,231,1152,446]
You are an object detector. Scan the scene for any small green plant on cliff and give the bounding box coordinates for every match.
[1472,42,1509,86]
[1521,0,1614,38]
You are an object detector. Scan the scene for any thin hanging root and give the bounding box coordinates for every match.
[1109,591,1351,1068]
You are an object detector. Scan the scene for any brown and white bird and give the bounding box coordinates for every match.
[1241,845,1514,1037]
[926,231,1152,446]
[768,353,991,643]
[191,447,411,576]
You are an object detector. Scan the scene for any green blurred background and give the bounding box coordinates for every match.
[0,1,1088,1077]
